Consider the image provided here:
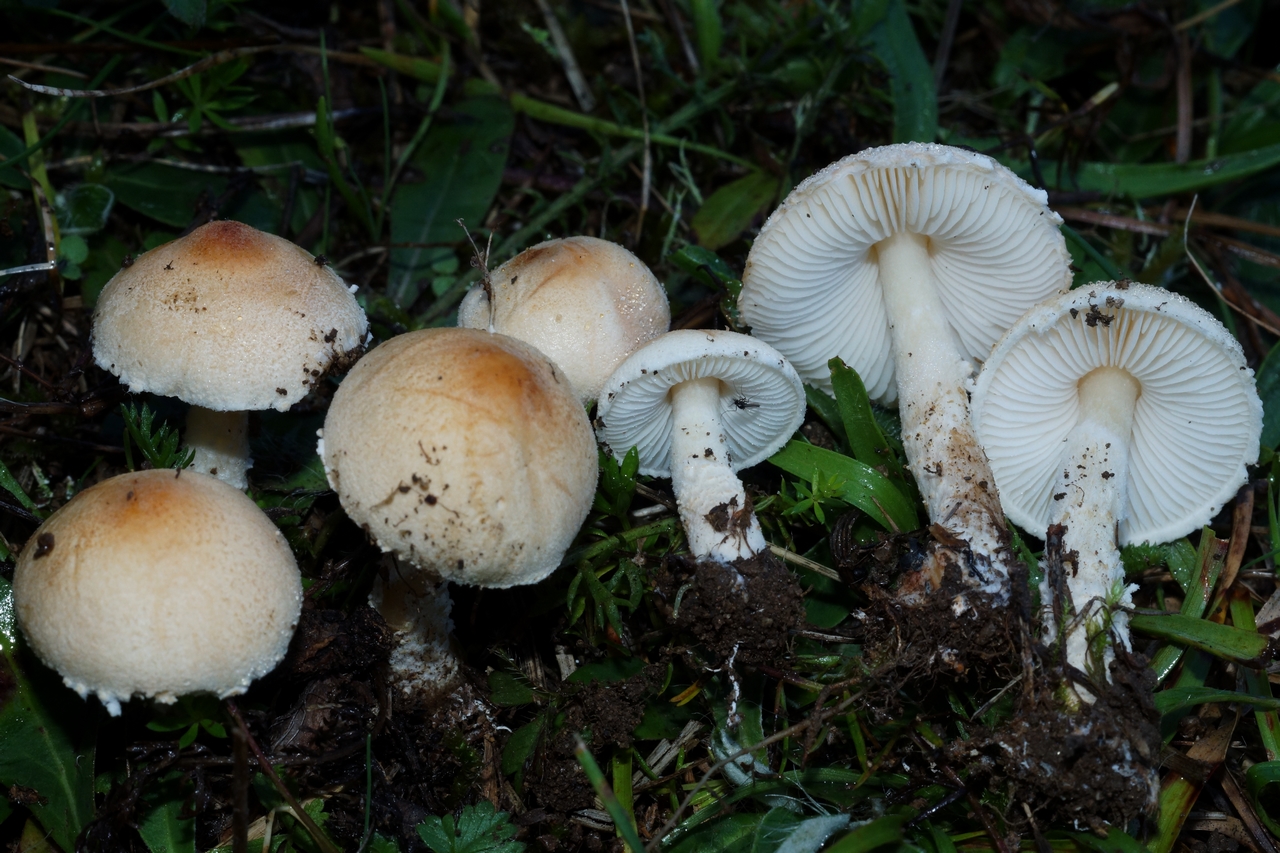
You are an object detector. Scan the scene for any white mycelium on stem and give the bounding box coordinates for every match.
[972,283,1262,698]
[741,143,1073,599]
[597,330,805,565]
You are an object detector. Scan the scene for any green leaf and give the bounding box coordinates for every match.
[769,441,918,532]
[0,577,97,852]
[0,457,43,517]
[104,163,229,228]
[1153,685,1280,716]
[59,234,88,266]
[670,245,742,297]
[163,0,207,27]
[1120,539,1198,590]
[55,184,115,236]
[803,386,848,450]
[828,358,904,483]
[1008,142,1280,199]
[138,773,196,853]
[1245,761,1280,837]
[487,670,537,706]
[1256,340,1280,449]
[771,814,852,853]
[566,655,644,684]
[1071,827,1151,853]
[388,97,513,308]
[667,813,766,853]
[866,0,937,143]
[1131,612,1273,667]
[501,714,544,777]
[0,125,28,189]
[692,170,779,251]
[822,814,907,853]
[417,800,524,853]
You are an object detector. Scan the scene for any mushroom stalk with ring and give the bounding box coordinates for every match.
[668,376,766,564]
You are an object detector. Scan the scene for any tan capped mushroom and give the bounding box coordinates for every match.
[13,469,302,716]
[319,328,598,696]
[93,220,368,488]
[458,236,670,403]
[740,143,1073,600]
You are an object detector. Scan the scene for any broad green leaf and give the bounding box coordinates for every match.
[1245,761,1280,836]
[670,245,742,298]
[803,386,848,450]
[104,163,228,227]
[487,670,537,706]
[1071,827,1150,853]
[769,441,918,533]
[1009,142,1280,199]
[0,457,43,516]
[55,184,115,236]
[416,799,524,853]
[1153,685,1280,716]
[163,0,206,27]
[823,814,907,853]
[866,0,936,143]
[666,813,765,853]
[138,773,196,853]
[566,655,644,684]
[1256,340,1280,448]
[1149,532,1228,682]
[773,814,852,853]
[0,577,96,852]
[501,714,544,777]
[689,0,724,73]
[1120,539,1197,591]
[692,170,779,251]
[1131,612,1272,666]
[388,97,513,308]
[828,358,904,483]
[235,136,326,238]
[747,807,801,853]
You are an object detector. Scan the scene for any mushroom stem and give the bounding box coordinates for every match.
[186,407,251,489]
[370,564,463,702]
[668,377,766,564]
[875,230,1011,595]
[1048,367,1141,698]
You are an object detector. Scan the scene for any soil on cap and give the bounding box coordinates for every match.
[654,550,805,666]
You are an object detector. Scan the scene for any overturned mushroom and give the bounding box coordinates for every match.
[740,143,1072,600]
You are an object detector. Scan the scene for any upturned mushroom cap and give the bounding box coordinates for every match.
[739,143,1072,402]
[13,469,302,716]
[970,282,1262,545]
[319,328,598,588]
[596,329,805,478]
[93,220,368,412]
[458,236,670,403]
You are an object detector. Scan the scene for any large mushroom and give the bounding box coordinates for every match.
[739,143,1072,599]
[458,236,671,404]
[93,220,368,488]
[13,469,302,716]
[971,282,1261,689]
[319,327,598,698]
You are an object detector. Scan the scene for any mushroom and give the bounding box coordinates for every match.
[13,469,302,716]
[739,143,1072,598]
[970,282,1261,690]
[93,220,369,488]
[595,329,805,565]
[458,236,671,404]
[319,327,598,698]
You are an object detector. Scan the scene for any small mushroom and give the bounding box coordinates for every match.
[13,469,302,716]
[596,329,805,565]
[739,143,1072,598]
[319,328,599,698]
[971,282,1261,692]
[93,220,368,488]
[458,236,671,404]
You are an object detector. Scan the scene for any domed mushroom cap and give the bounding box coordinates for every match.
[319,328,598,588]
[596,329,805,478]
[740,143,1072,402]
[458,236,670,403]
[13,469,302,715]
[970,282,1262,545]
[93,220,368,412]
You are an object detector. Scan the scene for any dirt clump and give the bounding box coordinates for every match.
[654,550,805,666]
[965,650,1161,833]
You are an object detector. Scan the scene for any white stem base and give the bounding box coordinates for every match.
[371,563,462,701]
[669,377,766,563]
[187,407,251,489]
[1046,367,1141,701]
[876,231,1010,596]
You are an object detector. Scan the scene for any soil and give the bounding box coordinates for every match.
[964,649,1161,833]
[654,550,806,667]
